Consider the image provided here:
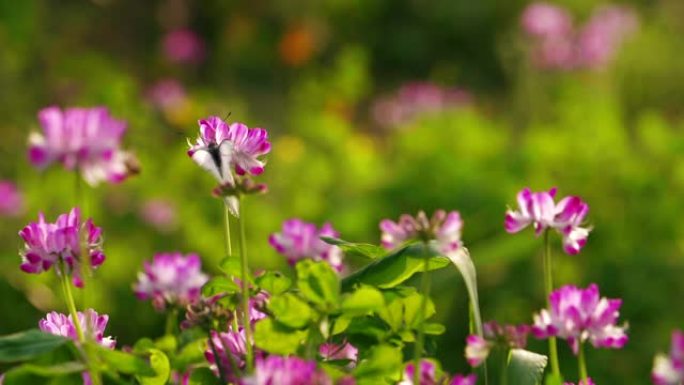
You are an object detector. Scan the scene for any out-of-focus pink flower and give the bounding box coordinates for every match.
[465,335,491,368]
[564,379,595,385]
[505,187,591,255]
[451,374,477,385]
[399,360,438,385]
[521,3,573,38]
[576,5,639,69]
[146,79,187,110]
[29,106,136,186]
[244,355,332,385]
[19,208,105,287]
[140,199,178,233]
[134,252,208,311]
[163,28,206,64]
[652,330,684,385]
[532,284,628,354]
[269,219,344,272]
[320,341,358,366]
[381,210,463,254]
[372,82,472,128]
[188,116,271,186]
[39,309,115,348]
[0,181,24,217]
[483,321,530,350]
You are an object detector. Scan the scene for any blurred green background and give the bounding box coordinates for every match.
[2,0,684,383]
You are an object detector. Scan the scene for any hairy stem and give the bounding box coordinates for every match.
[543,229,561,377]
[236,195,254,372]
[413,242,431,385]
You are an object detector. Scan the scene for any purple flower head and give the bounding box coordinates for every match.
[188,116,271,187]
[451,374,477,385]
[163,28,206,64]
[39,309,115,349]
[140,199,178,233]
[521,3,573,38]
[399,360,439,385]
[577,6,638,69]
[244,355,332,385]
[269,219,344,272]
[19,208,105,287]
[372,82,471,128]
[505,188,591,255]
[146,79,187,110]
[205,328,248,381]
[532,284,628,354]
[564,380,595,385]
[381,210,463,254]
[134,252,209,311]
[465,335,491,368]
[29,106,137,186]
[320,341,358,367]
[652,330,684,385]
[0,181,24,217]
[483,321,530,350]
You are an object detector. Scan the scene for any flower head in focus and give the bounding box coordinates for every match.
[380,210,463,254]
[19,208,105,287]
[39,309,115,349]
[0,180,24,217]
[532,284,628,354]
[505,187,591,255]
[269,219,344,272]
[652,330,684,385]
[243,355,332,385]
[134,252,209,311]
[29,106,138,186]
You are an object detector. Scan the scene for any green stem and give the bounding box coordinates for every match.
[543,229,561,377]
[224,201,233,257]
[578,341,588,384]
[236,195,254,372]
[413,242,431,385]
[165,308,178,336]
[500,349,509,385]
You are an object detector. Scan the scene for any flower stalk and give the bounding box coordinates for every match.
[236,195,254,372]
[543,229,561,378]
[578,341,588,384]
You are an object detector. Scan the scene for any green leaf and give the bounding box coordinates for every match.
[254,318,308,355]
[377,288,434,331]
[508,349,548,385]
[320,237,387,259]
[137,349,170,385]
[2,362,85,385]
[255,271,292,295]
[173,338,207,369]
[0,329,69,363]
[296,260,340,309]
[218,257,253,284]
[353,344,402,383]
[202,276,239,297]
[95,345,156,376]
[268,293,315,328]
[401,291,436,328]
[341,243,450,291]
[445,247,484,336]
[331,315,353,335]
[422,322,446,335]
[543,373,564,385]
[341,286,385,315]
[186,367,222,385]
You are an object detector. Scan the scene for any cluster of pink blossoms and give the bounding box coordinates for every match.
[399,360,477,385]
[465,321,530,367]
[380,210,463,254]
[505,187,591,255]
[188,116,271,185]
[133,252,209,311]
[19,208,105,287]
[0,180,23,217]
[652,330,684,385]
[532,284,628,354]
[39,309,116,349]
[28,106,136,186]
[521,2,638,70]
[269,219,344,272]
[243,355,334,385]
[372,82,472,128]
